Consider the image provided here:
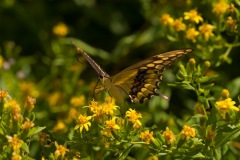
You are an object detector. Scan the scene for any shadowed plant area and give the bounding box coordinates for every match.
[1,0,240,159]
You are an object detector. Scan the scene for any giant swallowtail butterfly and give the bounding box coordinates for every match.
[76,46,193,103]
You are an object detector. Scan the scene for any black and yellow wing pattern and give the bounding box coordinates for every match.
[76,47,193,103]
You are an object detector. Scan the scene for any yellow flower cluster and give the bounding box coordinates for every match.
[88,98,118,122]
[212,0,228,16]
[70,95,86,107]
[184,9,203,24]
[74,114,92,133]
[54,142,69,159]
[140,130,155,145]
[6,134,23,152]
[216,98,239,119]
[22,118,35,130]
[159,1,236,43]
[0,89,9,102]
[74,97,120,134]
[181,125,196,140]
[52,22,69,37]
[125,108,142,129]
[162,127,176,145]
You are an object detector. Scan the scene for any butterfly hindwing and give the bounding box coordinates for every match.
[112,49,193,103]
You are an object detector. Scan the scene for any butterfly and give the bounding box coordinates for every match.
[76,46,193,103]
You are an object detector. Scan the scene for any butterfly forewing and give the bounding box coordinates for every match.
[76,45,193,104]
[112,49,193,103]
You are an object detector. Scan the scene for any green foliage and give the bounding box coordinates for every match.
[1,0,240,159]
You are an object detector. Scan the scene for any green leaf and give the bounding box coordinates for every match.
[197,96,210,109]
[27,126,46,137]
[49,130,72,142]
[226,77,240,98]
[206,106,218,127]
[48,153,55,160]
[118,144,133,160]
[192,124,206,138]
[0,146,11,159]
[201,83,215,90]
[214,128,240,148]
[22,156,35,160]
[21,142,29,153]
[190,153,205,159]
[169,82,195,90]
[198,75,218,83]
[156,131,165,143]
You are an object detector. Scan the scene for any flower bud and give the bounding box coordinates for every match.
[201,61,210,75]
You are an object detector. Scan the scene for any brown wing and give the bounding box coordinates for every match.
[112,49,193,103]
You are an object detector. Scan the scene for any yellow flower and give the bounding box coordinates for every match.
[101,129,113,137]
[48,92,62,107]
[226,16,237,32]
[6,100,23,121]
[103,102,118,116]
[52,22,69,36]
[227,3,235,13]
[89,98,118,122]
[24,96,36,111]
[159,13,174,26]
[105,96,115,104]
[221,89,229,99]
[212,0,228,16]
[11,152,22,160]
[6,134,23,152]
[54,142,69,159]
[102,137,111,148]
[173,18,186,31]
[125,108,142,129]
[162,127,176,145]
[52,121,66,133]
[92,105,105,122]
[185,27,199,42]
[67,108,79,122]
[140,130,155,145]
[0,89,9,102]
[199,23,215,41]
[194,102,205,115]
[215,98,239,119]
[74,114,92,133]
[181,125,196,140]
[22,118,35,130]
[146,155,158,160]
[105,117,120,130]
[19,81,39,98]
[70,95,85,107]
[88,99,98,112]
[38,133,51,147]
[205,126,216,142]
[184,9,203,24]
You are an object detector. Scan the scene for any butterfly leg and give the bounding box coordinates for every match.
[93,79,105,100]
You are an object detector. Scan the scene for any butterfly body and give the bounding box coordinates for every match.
[76,47,193,104]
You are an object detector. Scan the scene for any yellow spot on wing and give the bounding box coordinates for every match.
[155,65,163,70]
[137,92,145,100]
[147,64,155,68]
[153,60,163,64]
[140,67,148,70]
